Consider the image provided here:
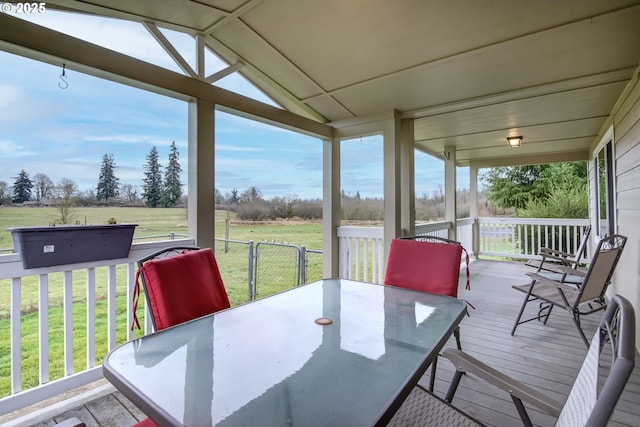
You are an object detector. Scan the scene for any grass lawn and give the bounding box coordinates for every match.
[0,206,325,397]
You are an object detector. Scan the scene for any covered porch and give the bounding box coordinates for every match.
[3,258,639,427]
[2,0,640,424]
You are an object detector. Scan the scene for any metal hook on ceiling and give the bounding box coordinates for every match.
[58,63,69,89]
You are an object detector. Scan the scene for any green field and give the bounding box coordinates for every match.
[0,206,324,397]
[0,206,323,249]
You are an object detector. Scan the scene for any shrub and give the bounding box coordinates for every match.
[237,201,271,221]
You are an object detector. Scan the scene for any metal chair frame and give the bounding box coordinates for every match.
[511,234,627,348]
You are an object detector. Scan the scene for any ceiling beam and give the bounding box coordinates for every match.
[468,150,590,168]
[402,69,636,120]
[202,34,328,123]
[143,22,197,78]
[205,61,244,84]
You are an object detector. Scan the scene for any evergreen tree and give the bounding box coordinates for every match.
[481,162,588,211]
[12,169,33,204]
[96,153,120,201]
[142,146,163,207]
[162,141,182,207]
[229,188,240,205]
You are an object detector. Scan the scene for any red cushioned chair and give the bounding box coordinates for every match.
[132,418,158,427]
[131,246,231,331]
[131,246,230,427]
[384,236,470,391]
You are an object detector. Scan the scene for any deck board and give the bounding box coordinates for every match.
[7,259,640,427]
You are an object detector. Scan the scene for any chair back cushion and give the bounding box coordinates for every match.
[139,248,230,330]
[384,238,463,297]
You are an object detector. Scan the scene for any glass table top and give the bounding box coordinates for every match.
[103,278,467,426]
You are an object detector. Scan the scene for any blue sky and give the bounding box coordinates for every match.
[0,10,466,200]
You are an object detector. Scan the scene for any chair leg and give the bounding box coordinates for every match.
[453,326,462,350]
[428,355,438,392]
[571,311,590,349]
[444,370,465,403]
[539,303,553,325]
[538,303,553,325]
[430,326,461,391]
[511,396,534,427]
[512,285,535,336]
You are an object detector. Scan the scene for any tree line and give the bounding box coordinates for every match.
[3,151,585,223]
[215,186,476,222]
[0,142,183,210]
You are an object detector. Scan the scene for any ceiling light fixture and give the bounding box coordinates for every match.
[507,136,522,147]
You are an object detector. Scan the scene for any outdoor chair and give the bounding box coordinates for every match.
[133,418,159,427]
[511,234,627,348]
[388,294,635,427]
[130,246,230,427]
[525,225,591,275]
[131,246,231,331]
[384,236,470,391]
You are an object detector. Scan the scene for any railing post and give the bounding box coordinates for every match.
[248,240,255,300]
[299,245,307,285]
[11,277,22,394]
[225,216,230,253]
[472,217,480,258]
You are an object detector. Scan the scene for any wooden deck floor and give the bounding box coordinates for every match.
[4,259,640,427]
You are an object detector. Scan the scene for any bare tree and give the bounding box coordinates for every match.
[240,186,263,203]
[0,180,9,205]
[120,183,140,204]
[33,173,55,202]
[53,178,78,224]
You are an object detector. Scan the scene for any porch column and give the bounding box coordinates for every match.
[323,138,340,278]
[444,146,457,241]
[400,119,415,236]
[188,98,216,250]
[383,111,402,261]
[470,165,479,256]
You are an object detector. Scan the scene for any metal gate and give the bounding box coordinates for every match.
[214,238,323,304]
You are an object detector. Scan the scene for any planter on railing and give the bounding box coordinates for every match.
[8,223,138,269]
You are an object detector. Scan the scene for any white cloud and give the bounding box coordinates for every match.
[0,84,21,108]
[83,134,173,146]
[216,144,263,153]
[0,140,36,158]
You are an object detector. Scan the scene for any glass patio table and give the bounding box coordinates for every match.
[103,278,467,427]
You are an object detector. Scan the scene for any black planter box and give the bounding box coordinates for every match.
[8,224,138,269]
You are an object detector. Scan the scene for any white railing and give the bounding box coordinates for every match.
[414,219,474,257]
[478,218,590,260]
[337,220,463,284]
[0,238,195,415]
[337,217,590,283]
[456,218,474,256]
[337,226,385,283]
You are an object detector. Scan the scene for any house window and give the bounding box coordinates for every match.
[595,140,615,237]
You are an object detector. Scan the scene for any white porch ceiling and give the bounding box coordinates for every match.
[23,0,640,166]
